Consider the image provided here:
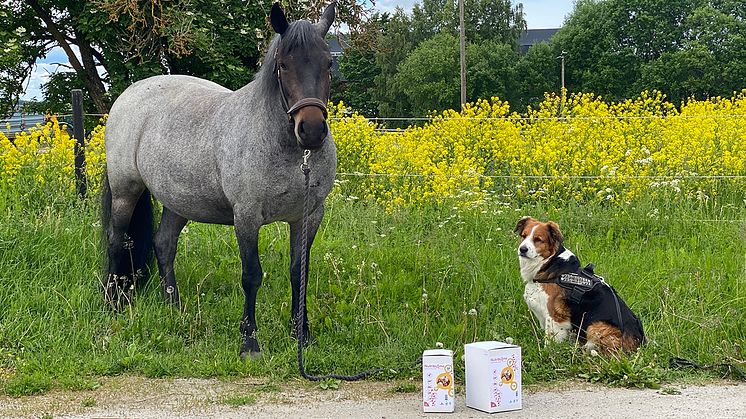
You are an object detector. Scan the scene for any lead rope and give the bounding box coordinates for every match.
[297,150,422,381]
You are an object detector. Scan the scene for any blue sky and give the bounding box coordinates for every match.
[20,0,575,101]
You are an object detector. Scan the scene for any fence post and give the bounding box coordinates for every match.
[72,89,87,198]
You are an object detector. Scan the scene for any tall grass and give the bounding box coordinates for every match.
[0,188,744,394]
[1,96,745,395]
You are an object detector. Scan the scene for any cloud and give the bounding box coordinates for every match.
[21,62,73,102]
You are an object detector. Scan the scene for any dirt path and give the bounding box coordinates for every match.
[1,376,744,419]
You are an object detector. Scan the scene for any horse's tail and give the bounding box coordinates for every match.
[100,170,154,286]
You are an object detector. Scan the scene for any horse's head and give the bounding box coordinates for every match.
[271,2,336,150]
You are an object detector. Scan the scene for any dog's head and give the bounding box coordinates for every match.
[514,217,565,279]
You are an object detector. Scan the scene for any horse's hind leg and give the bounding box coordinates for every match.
[153,207,188,306]
[104,189,152,307]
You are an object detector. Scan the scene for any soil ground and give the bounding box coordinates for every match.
[1,376,744,419]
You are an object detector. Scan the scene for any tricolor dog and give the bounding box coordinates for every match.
[514,217,645,353]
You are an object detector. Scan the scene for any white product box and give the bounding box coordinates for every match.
[422,349,455,413]
[464,341,522,413]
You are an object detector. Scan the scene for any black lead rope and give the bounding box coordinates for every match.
[297,150,422,381]
[670,357,746,380]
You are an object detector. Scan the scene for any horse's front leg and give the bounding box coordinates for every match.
[288,205,325,347]
[234,212,263,360]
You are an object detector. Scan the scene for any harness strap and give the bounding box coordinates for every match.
[534,264,626,334]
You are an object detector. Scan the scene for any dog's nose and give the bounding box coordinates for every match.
[519,245,528,255]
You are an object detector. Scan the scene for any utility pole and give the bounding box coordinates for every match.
[557,51,567,96]
[459,0,466,109]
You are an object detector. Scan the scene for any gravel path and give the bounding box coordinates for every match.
[1,376,744,419]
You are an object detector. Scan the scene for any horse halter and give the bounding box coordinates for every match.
[275,42,329,121]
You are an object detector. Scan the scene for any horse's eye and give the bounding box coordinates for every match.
[280,63,288,70]
[328,60,333,69]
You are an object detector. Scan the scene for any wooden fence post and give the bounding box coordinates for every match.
[72,89,87,199]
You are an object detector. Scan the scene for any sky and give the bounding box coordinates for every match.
[19,0,575,102]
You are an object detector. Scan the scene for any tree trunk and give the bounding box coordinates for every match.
[75,30,110,114]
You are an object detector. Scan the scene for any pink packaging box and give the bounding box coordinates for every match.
[464,341,522,413]
[422,349,455,413]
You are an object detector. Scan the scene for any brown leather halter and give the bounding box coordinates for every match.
[275,41,329,121]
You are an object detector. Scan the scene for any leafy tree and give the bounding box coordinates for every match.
[335,39,380,117]
[373,9,417,120]
[4,0,378,117]
[396,32,461,116]
[639,1,746,104]
[515,42,560,112]
[552,0,746,104]
[466,40,520,106]
[395,33,522,115]
[374,0,527,119]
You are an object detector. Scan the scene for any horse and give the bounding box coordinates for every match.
[101,2,337,360]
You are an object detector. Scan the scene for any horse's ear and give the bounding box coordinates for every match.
[316,2,336,35]
[271,2,289,35]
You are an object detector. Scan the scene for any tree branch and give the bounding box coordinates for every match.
[25,0,84,72]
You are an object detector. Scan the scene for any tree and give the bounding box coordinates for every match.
[373,9,417,120]
[4,0,378,117]
[515,42,560,112]
[638,1,746,104]
[373,0,527,119]
[552,0,746,104]
[466,40,520,106]
[395,33,521,116]
[336,38,380,117]
[395,32,461,115]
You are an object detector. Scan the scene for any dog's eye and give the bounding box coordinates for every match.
[534,237,542,243]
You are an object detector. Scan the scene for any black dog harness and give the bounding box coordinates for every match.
[534,263,626,334]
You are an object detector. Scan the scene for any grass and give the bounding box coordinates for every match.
[0,186,745,397]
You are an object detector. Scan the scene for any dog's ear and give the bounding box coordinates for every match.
[546,221,564,244]
[514,216,532,234]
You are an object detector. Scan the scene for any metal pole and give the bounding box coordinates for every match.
[557,51,567,97]
[459,0,466,109]
[72,89,87,199]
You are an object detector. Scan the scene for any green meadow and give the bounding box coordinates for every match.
[1,184,744,396]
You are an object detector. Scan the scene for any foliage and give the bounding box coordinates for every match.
[552,0,746,105]
[2,0,379,117]
[334,32,381,117]
[373,0,527,120]
[395,32,462,115]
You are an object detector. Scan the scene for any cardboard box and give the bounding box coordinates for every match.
[422,349,455,412]
[464,341,522,413]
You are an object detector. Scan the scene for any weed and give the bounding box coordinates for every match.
[659,387,682,395]
[392,382,418,393]
[317,378,341,390]
[219,393,257,407]
[81,396,96,407]
[3,373,52,397]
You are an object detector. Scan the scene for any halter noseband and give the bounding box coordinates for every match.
[275,41,329,121]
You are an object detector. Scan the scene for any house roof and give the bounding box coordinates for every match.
[517,28,559,54]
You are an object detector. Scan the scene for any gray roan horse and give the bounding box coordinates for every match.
[101,2,337,360]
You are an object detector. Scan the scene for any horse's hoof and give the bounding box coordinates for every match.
[239,350,261,361]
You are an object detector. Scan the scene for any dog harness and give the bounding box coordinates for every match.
[534,263,626,333]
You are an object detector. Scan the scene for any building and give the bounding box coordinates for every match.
[517,28,559,55]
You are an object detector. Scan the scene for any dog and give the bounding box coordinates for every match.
[514,217,645,353]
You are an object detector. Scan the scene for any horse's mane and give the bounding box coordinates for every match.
[254,20,321,97]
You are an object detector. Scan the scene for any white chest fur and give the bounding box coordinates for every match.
[523,282,550,330]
